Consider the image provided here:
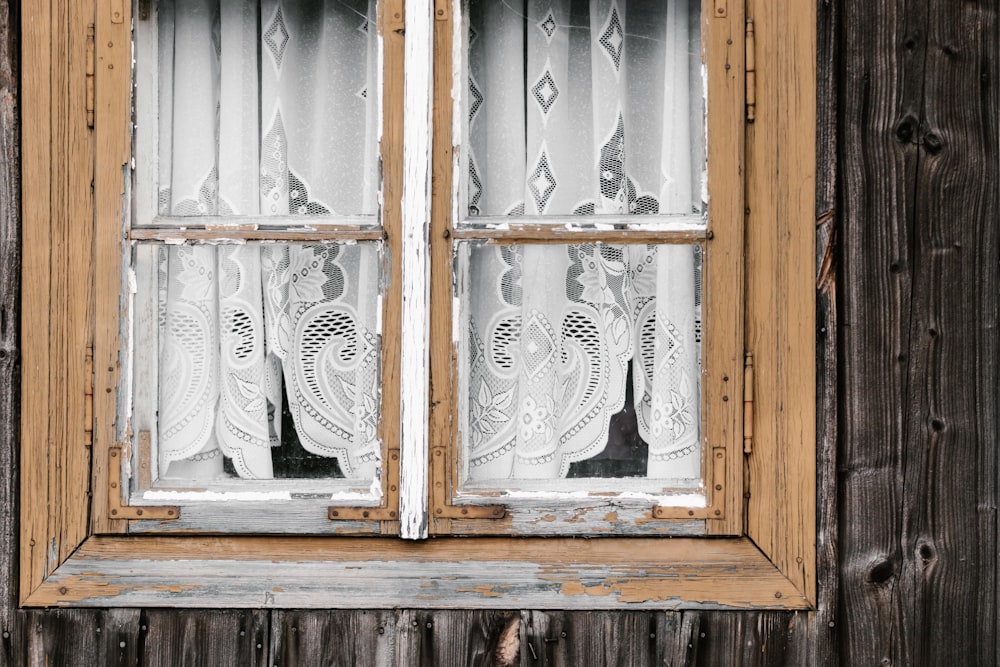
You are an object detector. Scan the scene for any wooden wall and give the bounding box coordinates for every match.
[1,0,998,664]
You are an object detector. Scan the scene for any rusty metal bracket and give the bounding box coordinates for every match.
[328,448,401,521]
[430,446,505,520]
[108,448,180,521]
[651,447,727,520]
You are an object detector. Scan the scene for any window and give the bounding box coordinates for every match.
[125,0,397,534]
[430,0,744,536]
[20,0,816,608]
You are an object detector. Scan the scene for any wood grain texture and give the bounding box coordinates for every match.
[90,0,131,536]
[270,610,395,666]
[19,0,95,599]
[520,610,667,666]
[0,0,17,659]
[394,610,516,667]
[799,0,839,662]
[743,0,817,600]
[7,0,1000,663]
[838,0,1000,664]
[701,0,747,538]
[24,609,140,666]
[140,609,269,667]
[690,612,796,666]
[27,536,808,609]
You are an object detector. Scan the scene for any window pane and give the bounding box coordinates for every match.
[457,242,702,487]
[132,242,382,487]
[465,0,704,218]
[155,0,380,218]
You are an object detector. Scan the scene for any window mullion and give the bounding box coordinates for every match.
[398,0,435,539]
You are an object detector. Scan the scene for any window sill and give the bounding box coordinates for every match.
[22,535,812,609]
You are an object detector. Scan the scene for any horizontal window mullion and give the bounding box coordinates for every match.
[131,218,385,243]
[450,217,708,245]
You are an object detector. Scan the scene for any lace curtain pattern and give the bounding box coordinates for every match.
[155,0,380,480]
[463,0,704,481]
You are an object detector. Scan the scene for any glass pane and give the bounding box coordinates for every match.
[155,0,380,217]
[457,242,702,487]
[133,242,382,487]
[465,0,705,218]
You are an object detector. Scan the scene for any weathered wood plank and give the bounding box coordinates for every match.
[660,612,700,666]
[24,609,140,666]
[398,0,432,539]
[270,610,395,666]
[19,0,95,598]
[392,610,513,667]
[141,609,269,667]
[519,611,666,667]
[898,0,999,664]
[794,0,840,661]
[29,536,809,610]
[0,0,19,662]
[690,612,794,666]
[92,0,132,537]
[743,0,817,597]
[837,0,923,661]
[838,0,1000,664]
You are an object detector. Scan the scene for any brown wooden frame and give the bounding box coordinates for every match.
[427,0,742,536]
[19,0,816,608]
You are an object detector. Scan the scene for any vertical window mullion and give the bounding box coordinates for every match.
[398,0,435,539]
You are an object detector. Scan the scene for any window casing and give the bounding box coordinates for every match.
[19,0,816,608]
[428,0,744,536]
[124,0,399,534]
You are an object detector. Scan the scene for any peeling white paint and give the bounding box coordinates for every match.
[368,467,384,499]
[142,490,294,502]
[493,490,708,507]
[398,0,433,539]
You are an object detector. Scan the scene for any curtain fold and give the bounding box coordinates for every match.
[155,0,380,480]
[464,0,703,481]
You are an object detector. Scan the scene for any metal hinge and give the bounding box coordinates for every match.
[84,345,94,447]
[743,352,754,455]
[745,18,756,123]
[85,24,95,128]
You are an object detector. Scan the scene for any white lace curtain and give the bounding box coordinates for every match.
[155,0,380,480]
[463,0,704,481]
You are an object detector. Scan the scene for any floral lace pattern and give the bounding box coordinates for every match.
[463,0,704,481]
[155,0,380,480]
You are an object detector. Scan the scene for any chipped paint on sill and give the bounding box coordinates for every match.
[141,490,294,502]
[492,490,707,507]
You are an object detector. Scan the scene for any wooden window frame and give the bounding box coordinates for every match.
[19,0,816,609]
[428,0,741,537]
